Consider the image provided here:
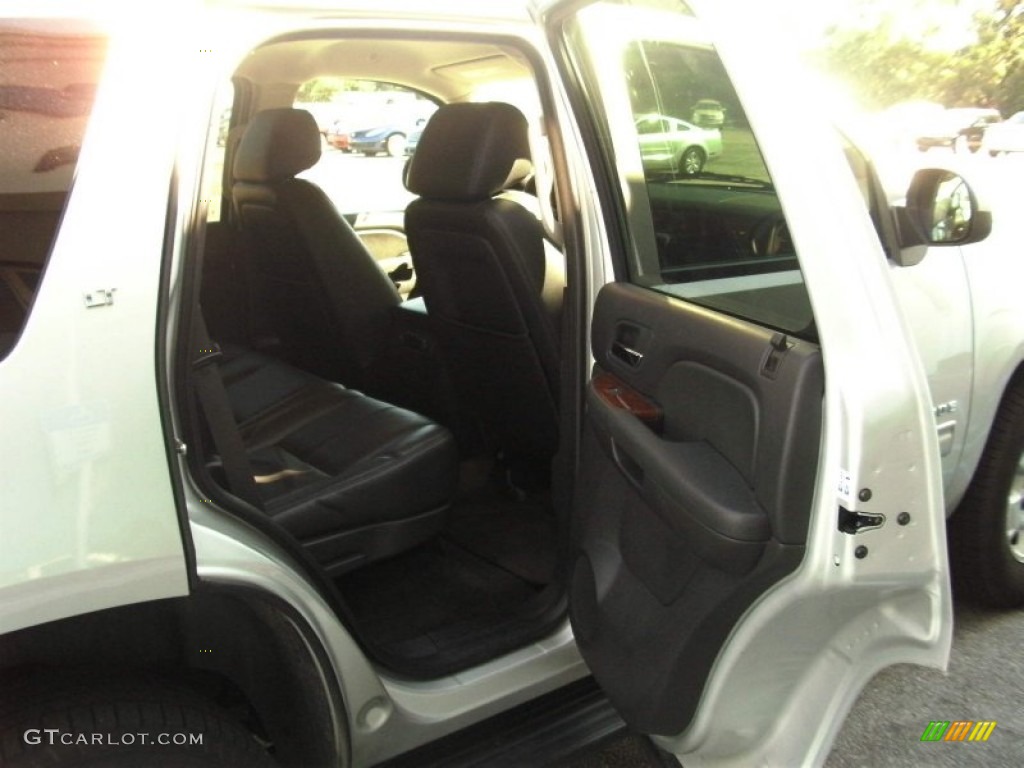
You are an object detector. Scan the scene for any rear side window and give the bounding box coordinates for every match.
[564,1,815,338]
[0,19,107,359]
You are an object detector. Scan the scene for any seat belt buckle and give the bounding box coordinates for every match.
[193,341,224,369]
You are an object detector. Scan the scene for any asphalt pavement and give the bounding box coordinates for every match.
[562,599,1024,767]
[825,600,1024,767]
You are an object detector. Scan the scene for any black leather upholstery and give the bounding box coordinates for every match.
[232,108,321,183]
[232,108,401,390]
[217,345,459,575]
[404,103,563,464]
[405,102,534,201]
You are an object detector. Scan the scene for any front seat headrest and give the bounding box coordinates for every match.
[405,102,533,201]
[233,108,321,183]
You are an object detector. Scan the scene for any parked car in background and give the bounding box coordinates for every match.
[350,118,427,157]
[349,124,406,155]
[955,111,1006,153]
[404,125,423,155]
[917,107,1001,152]
[982,110,1024,155]
[635,113,722,175]
[691,98,725,127]
[325,119,354,151]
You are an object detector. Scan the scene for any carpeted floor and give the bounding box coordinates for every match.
[444,486,559,585]
[336,466,562,676]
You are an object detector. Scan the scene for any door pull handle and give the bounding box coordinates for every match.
[612,341,644,367]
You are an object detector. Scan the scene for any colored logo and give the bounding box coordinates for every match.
[920,721,997,742]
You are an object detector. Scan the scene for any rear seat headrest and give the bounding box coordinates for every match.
[405,102,533,202]
[233,108,321,183]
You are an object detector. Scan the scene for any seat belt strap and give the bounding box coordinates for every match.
[190,315,263,508]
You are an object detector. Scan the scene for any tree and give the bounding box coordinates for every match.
[817,0,1024,114]
[948,1,1024,113]
[816,24,951,109]
[294,77,343,103]
[294,78,413,103]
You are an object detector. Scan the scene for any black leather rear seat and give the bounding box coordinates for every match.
[215,345,458,575]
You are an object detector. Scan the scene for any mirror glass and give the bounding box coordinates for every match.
[927,172,973,243]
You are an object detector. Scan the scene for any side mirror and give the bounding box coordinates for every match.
[897,169,992,249]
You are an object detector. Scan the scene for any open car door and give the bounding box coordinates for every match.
[543,1,953,763]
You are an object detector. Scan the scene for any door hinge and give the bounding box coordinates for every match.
[838,506,885,534]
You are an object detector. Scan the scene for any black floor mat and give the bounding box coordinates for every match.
[336,473,564,677]
[445,488,558,585]
[338,538,561,674]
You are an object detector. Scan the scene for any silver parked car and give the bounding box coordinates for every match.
[691,97,725,127]
[635,113,722,175]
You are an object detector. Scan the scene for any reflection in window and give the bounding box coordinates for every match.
[930,175,972,243]
[567,2,816,338]
[202,85,234,223]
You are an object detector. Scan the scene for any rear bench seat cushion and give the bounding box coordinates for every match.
[215,345,459,575]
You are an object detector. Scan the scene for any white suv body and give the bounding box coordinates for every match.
[0,2,1019,767]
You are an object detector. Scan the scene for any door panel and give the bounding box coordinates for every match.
[552,1,950,760]
[571,282,823,733]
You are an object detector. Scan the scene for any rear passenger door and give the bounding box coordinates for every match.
[547,2,952,764]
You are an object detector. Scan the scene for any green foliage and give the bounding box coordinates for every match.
[295,78,412,103]
[295,77,344,103]
[817,27,950,109]
[819,0,1023,115]
[955,0,1024,113]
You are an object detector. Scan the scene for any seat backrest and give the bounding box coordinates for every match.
[404,102,563,465]
[231,108,400,389]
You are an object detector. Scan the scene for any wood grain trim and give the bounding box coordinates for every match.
[592,370,663,431]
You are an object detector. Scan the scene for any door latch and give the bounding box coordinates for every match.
[838,506,885,534]
[760,332,792,379]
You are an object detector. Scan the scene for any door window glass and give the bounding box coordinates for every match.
[202,83,234,223]
[565,1,815,338]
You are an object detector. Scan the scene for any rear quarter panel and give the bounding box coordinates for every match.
[0,12,194,633]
